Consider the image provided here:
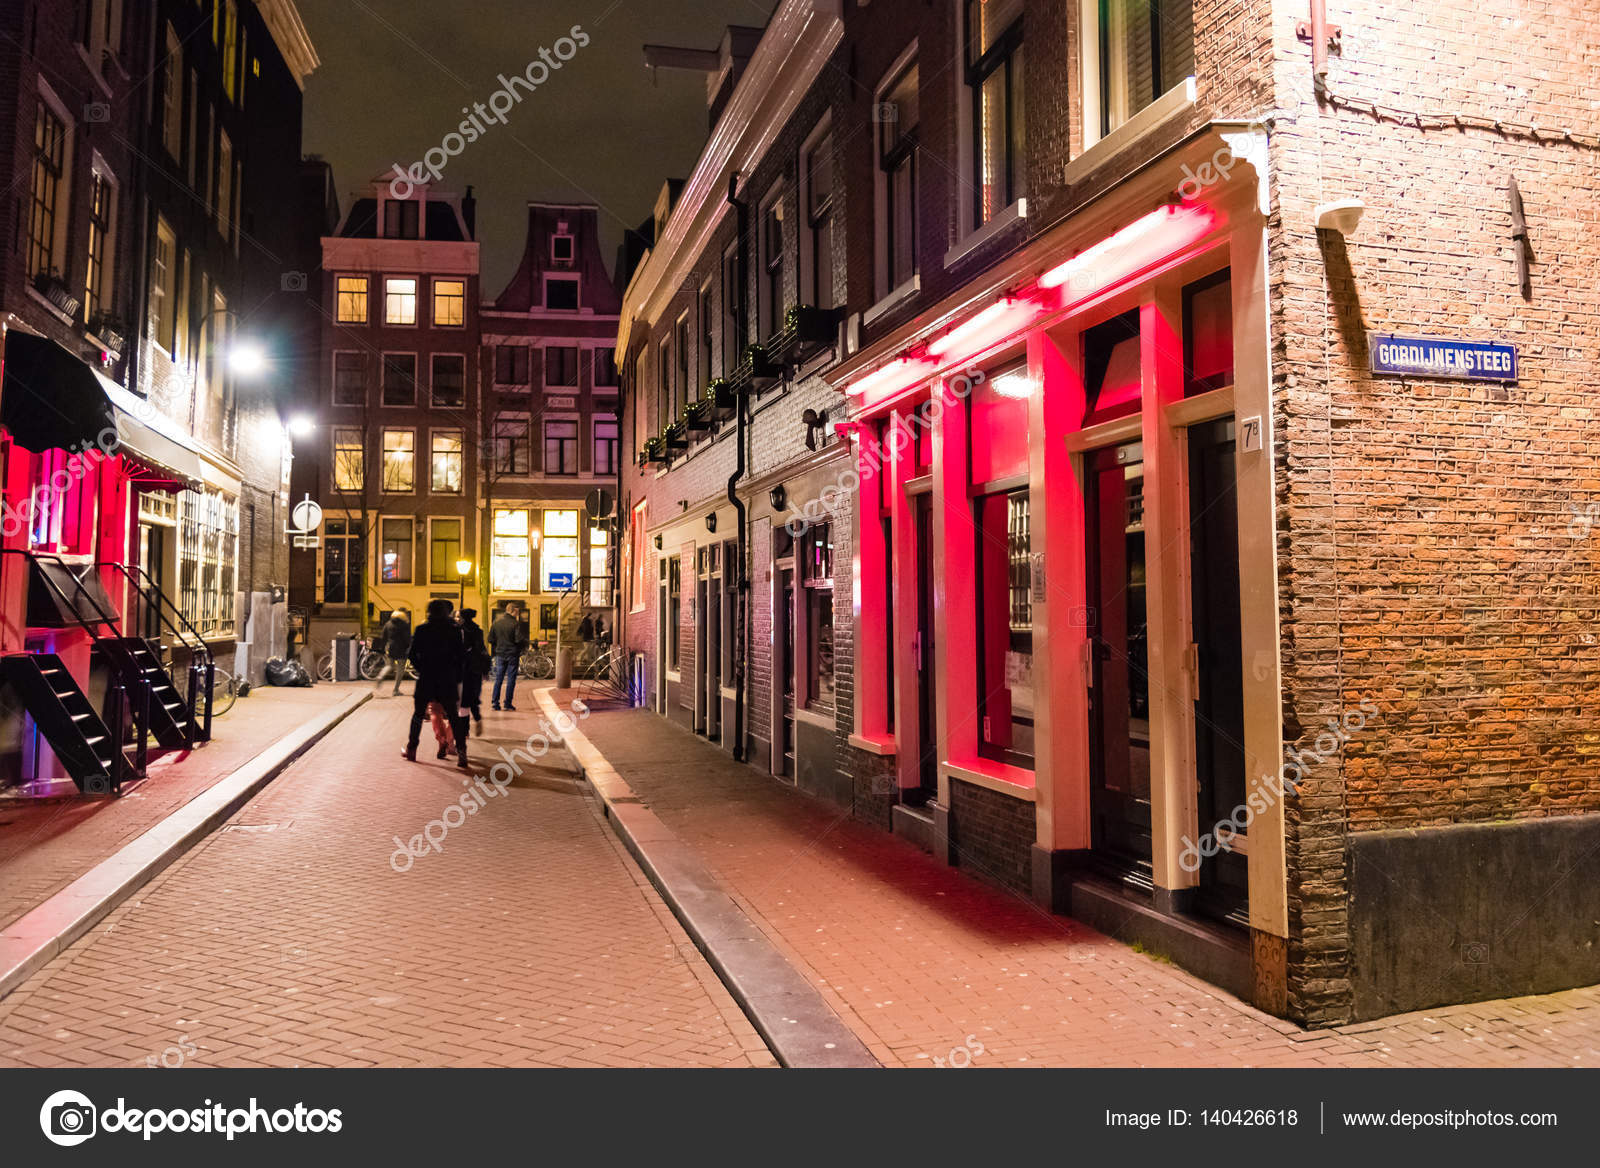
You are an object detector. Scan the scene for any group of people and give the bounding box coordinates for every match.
[371,601,536,771]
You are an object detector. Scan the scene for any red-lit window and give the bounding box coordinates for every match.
[975,486,1033,767]
[29,449,100,556]
[1183,269,1233,395]
[1082,310,1141,427]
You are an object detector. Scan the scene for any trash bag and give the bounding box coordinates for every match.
[264,657,312,687]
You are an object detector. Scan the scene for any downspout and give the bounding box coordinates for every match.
[725,171,749,762]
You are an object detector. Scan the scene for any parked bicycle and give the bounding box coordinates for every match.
[519,642,556,680]
[314,636,416,682]
[211,667,241,717]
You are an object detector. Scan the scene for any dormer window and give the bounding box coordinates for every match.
[545,275,580,311]
[384,198,420,240]
[551,234,575,264]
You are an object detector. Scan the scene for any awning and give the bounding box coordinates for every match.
[0,330,118,455]
[99,376,204,492]
[27,557,119,630]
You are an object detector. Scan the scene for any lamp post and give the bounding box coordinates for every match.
[455,559,473,609]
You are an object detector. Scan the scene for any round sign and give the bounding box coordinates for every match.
[291,496,324,534]
[585,488,615,519]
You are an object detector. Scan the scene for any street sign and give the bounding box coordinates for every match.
[585,488,615,518]
[547,572,575,591]
[290,495,323,534]
[1370,334,1518,382]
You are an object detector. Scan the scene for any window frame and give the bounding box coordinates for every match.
[495,343,531,386]
[962,0,1026,231]
[874,50,920,300]
[380,428,416,494]
[332,427,365,494]
[592,417,619,477]
[430,428,464,495]
[384,275,419,326]
[544,274,581,312]
[428,516,464,583]
[799,117,836,310]
[381,351,418,407]
[335,274,369,324]
[430,352,467,409]
[332,350,367,407]
[545,345,579,388]
[492,411,531,477]
[432,278,466,327]
[543,418,580,477]
[28,87,73,285]
[377,515,415,586]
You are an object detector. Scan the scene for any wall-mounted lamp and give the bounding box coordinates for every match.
[653,534,663,550]
[769,484,787,511]
[1315,198,1366,237]
[801,408,828,451]
[705,513,717,533]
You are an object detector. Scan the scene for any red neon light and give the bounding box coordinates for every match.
[1038,202,1221,298]
[927,297,1041,360]
[846,354,936,410]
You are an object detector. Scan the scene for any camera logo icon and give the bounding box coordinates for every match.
[281,271,308,293]
[83,102,111,124]
[871,102,898,123]
[39,1089,97,1146]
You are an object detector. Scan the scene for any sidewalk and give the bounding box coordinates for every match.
[0,696,774,1067]
[0,683,355,933]
[559,703,1600,1068]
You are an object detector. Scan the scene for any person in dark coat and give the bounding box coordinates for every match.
[457,607,487,736]
[402,599,469,770]
[487,602,528,711]
[577,613,595,661]
[373,609,411,696]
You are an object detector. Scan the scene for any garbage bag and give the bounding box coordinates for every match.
[264,657,312,687]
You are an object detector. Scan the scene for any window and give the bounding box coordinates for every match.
[630,501,648,613]
[385,277,417,325]
[1082,310,1142,426]
[29,100,68,281]
[544,420,578,475]
[332,352,366,406]
[381,429,415,492]
[431,354,466,408]
[221,0,239,101]
[976,487,1033,765]
[379,516,413,584]
[877,59,920,293]
[382,353,417,406]
[433,279,465,326]
[149,218,177,351]
[429,518,463,583]
[84,171,114,324]
[551,234,575,263]
[965,0,1025,228]
[801,125,836,309]
[546,276,579,311]
[162,25,183,160]
[657,339,672,434]
[721,244,742,372]
[1183,269,1233,395]
[759,196,784,340]
[177,486,238,638]
[801,523,835,713]
[186,68,200,188]
[545,346,578,387]
[593,419,619,476]
[492,508,531,593]
[674,316,690,403]
[336,275,368,323]
[593,346,618,386]
[495,345,530,385]
[431,430,463,493]
[384,198,420,240]
[698,282,714,380]
[332,428,364,492]
[493,413,530,475]
[543,510,580,593]
[216,130,233,240]
[323,517,363,604]
[1095,0,1195,138]
[667,555,682,668]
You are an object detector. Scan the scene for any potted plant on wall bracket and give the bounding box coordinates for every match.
[89,312,127,358]
[662,419,689,453]
[639,436,665,466]
[32,270,81,319]
[683,395,714,433]
[741,343,781,392]
[708,377,737,420]
[769,304,842,364]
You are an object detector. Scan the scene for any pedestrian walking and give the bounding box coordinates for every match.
[488,602,528,711]
[402,598,470,770]
[373,609,411,696]
[457,607,488,736]
[578,613,595,662]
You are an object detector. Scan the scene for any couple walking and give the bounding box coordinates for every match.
[399,599,490,771]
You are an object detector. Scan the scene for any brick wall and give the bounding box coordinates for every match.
[948,779,1035,896]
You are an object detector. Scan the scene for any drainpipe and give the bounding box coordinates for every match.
[725,170,749,762]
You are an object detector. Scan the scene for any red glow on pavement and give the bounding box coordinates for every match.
[1038,202,1221,298]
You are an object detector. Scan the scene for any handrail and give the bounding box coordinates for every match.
[555,573,615,668]
[98,561,213,668]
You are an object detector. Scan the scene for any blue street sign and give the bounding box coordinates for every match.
[547,572,575,591]
[1370,334,1517,382]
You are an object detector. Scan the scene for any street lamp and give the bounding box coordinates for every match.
[287,414,315,437]
[455,559,473,608]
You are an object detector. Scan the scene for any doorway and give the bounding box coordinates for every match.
[1188,418,1248,925]
[913,493,938,803]
[705,545,721,742]
[1084,440,1152,884]
[775,562,795,780]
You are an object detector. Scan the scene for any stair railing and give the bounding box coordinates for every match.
[555,573,616,677]
[97,560,214,742]
[0,549,150,785]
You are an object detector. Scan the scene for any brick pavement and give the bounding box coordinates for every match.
[569,707,1600,1069]
[0,684,346,933]
[0,698,774,1068]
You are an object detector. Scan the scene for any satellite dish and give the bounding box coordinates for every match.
[291,496,324,534]
[585,488,615,519]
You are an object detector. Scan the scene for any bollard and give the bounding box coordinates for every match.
[555,646,574,689]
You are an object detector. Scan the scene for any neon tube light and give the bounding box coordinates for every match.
[926,296,1043,360]
[846,354,936,411]
[1038,202,1221,297]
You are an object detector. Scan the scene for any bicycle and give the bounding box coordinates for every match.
[210,666,241,717]
[519,643,556,680]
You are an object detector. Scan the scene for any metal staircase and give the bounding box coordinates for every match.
[99,561,214,746]
[0,652,129,795]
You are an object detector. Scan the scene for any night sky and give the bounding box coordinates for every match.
[298,0,777,294]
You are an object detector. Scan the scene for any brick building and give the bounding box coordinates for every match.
[616,0,1600,1027]
[293,179,481,651]
[480,203,622,647]
[0,0,317,793]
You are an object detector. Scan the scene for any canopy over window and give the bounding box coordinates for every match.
[1,330,119,456]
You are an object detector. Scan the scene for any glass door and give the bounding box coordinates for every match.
[1085,440,1153,884]
[914,494,938,802]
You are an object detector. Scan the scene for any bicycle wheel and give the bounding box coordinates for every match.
[359,650,386,681]
[519,650,538,680]
[211,668,238,717]
[534,653,556,680]
[315,653,333,682]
